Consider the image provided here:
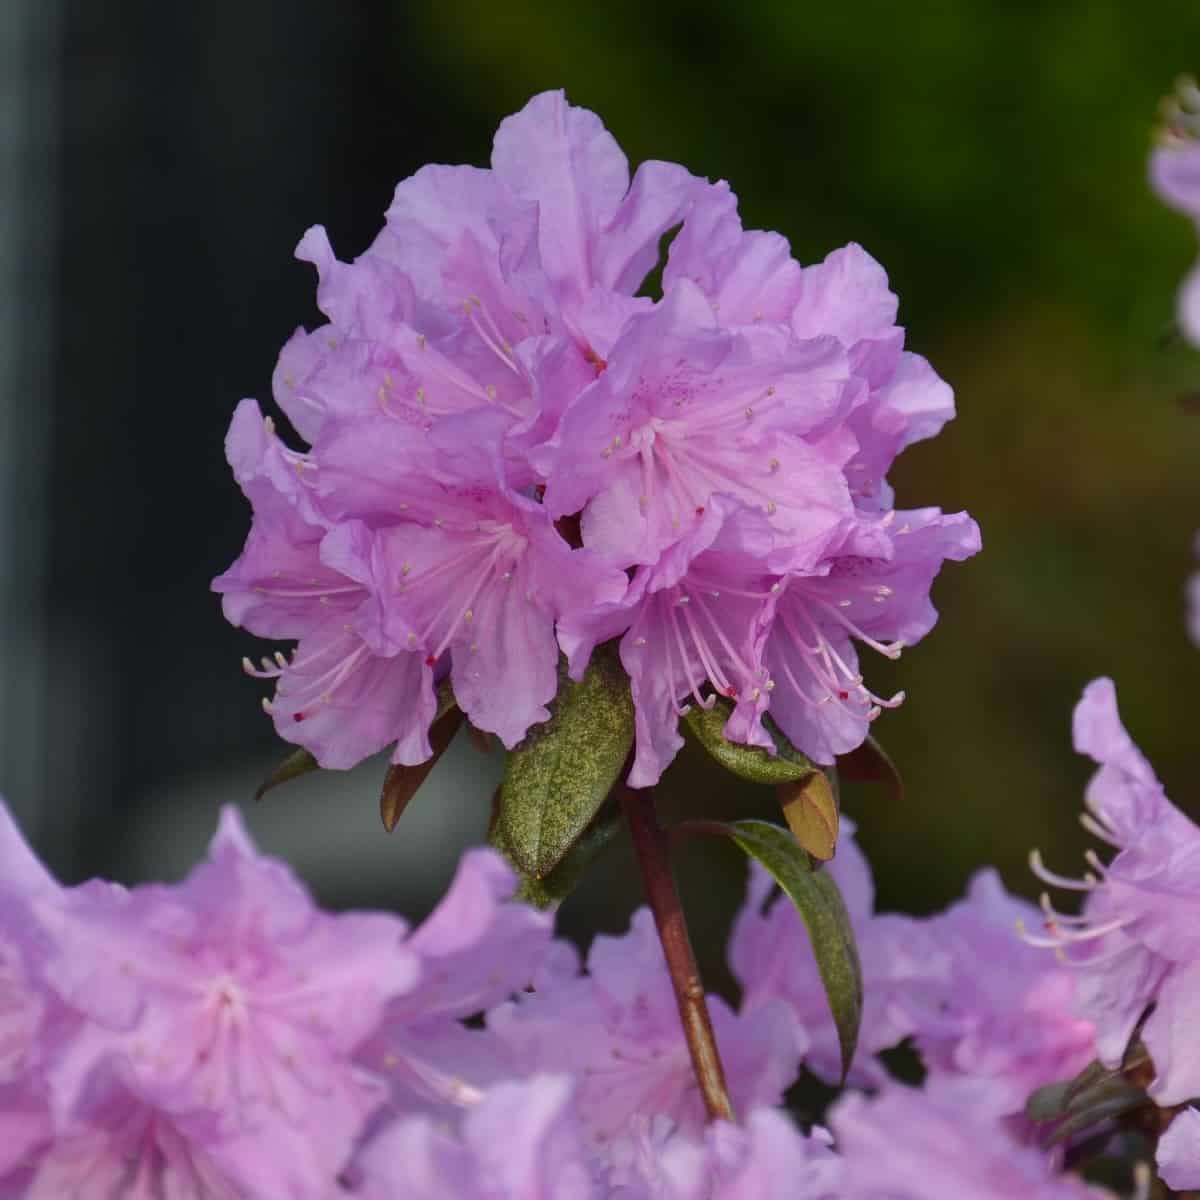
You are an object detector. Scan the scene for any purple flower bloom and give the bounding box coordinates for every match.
[359,847,565,1118]
[488,907,803,1152]
[764,507,980,764]
[735,819,1092,1104]
[537,282,854,568]
[32,808,418,1196]
[218,89,977,776]
[560,497,787,786]
[1150,92,1200,346]
[353,1075,598,1200]
[619,1108,841,1200]
[898,870,1094,1113]
[1028,678,1200,1105]
[830,1080,1104,1198]
[17,1070,243,1200]
[1158,1106,1200,1191]
[216,400,623,766]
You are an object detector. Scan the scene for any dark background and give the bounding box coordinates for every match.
[5,1,1200,971]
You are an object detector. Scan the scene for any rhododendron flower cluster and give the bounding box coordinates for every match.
[0,781,1151,1199]
[214,90,979,786]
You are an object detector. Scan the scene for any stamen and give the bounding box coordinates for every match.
[1028,848,1096,892]
[1016,913,1132,950]
[1080,813,1123,848]
[1038,892,1089,927]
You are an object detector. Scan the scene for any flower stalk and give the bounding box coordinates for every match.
[620,784,736,1124]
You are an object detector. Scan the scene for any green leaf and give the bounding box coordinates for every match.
[777,772,839,862]
[724,818,862,1080]
[498,798,624,909]
[1043,1083,1148,1146]
[254,748,320,803]
[380,707,464,832]
[1025,1045,1152,1135]
[496,650,634,878]
[683,698,819,786]
[1025,1079,1075,1124]
[836,736,904,805]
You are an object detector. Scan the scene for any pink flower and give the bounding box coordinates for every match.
[219,88,977,776]
[352,1075,598,1200]
[17,1069,243,1200]
[216,400,623,767]
[1158,1106,1200,1191]
[1028,678,1200,1105]
[616,1108,841,1200]
[830,1080,1104,1198]
[273,91,713,449]
[537,281,854,568]
[560,498,786,786]
[764,507,980,764]
[488,907,803,1153]
[1150,85,1200,346]
[358,848,566,1119]
[898,870,1095,1113]
[35,808,418,1196]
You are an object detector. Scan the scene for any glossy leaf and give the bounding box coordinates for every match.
[496,650,634,878]
[684,699,819,786]
[254,748,319,803]
[724,818,862,1080]
[777,771,838,862]
[500,798,624,909]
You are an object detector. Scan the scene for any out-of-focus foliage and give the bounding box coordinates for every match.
[399,0,1200,927]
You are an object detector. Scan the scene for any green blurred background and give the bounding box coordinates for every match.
[7,1,1200,972]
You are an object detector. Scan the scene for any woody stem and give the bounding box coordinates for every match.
[620,784,736,1124]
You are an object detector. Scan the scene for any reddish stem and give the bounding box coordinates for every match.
[620,785,736,1124]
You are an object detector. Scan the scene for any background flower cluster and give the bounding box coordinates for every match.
[1,677,1175,1197]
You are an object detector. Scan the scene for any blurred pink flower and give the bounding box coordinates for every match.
[1029,678,1200,1105]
